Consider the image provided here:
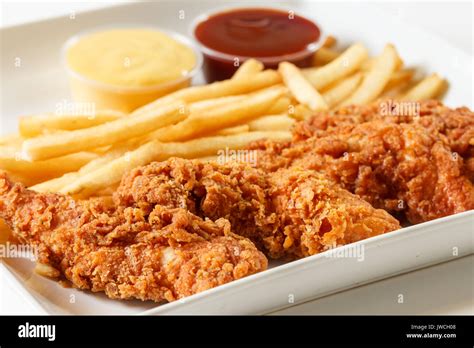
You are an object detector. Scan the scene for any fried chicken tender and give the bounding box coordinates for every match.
[0,172,267,302]
[250,102,474,223]
[296,99,474,160]
[0,158,399,301]
[115,158,400,259]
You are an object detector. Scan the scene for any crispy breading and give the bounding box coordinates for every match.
[0,172,267,302]
[295,99,474,159]
[249,101,474,223]
[116,159,400,259]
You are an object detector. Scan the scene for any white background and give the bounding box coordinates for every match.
[0,0,473,315]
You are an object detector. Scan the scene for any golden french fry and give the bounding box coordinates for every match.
[196,155,218,162]
[361,58,375,71]
[279,62,328,111]
[215,125,250,136]
[342,44,400,106]
[19,110,126,137]
[0,151,97,178]
[30,149,124,193]
[232,59,264,79]
[303,43,369,90]
[379,69,416,99]
[323,73,363,108]
[312,47,340,66]
[149,85,287,142]
[362,54,402,72]
[267,96,292,114]
[60,131,291,196]
[31,171,80,193]
[401,74,446,101]
[322,35,337,48]
[248,115,295,131]
[0,143,21,159]
[0,133,22,146]
[290,104,313,120]
[90,187,117,199]
[22,101,186,161]
[2,169,50,186]
[189,95,246,113]
[132,70,282,117]
[34,263,60,279]
[384,69,416,91]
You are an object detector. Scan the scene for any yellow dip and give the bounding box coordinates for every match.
[66,29,197,87]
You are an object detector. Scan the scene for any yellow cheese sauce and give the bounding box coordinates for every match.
[66,29,197,87]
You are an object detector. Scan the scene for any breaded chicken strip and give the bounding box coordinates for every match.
[115,158,400,259]
[250,120,474,223]
[0,172,267,302]
[296,99,474,183]
[296,100,474,157]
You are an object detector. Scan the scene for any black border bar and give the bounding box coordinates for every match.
[0,315,472,346]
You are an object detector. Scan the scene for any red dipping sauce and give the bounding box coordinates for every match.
[192,7,323,82]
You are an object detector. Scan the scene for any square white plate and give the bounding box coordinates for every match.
[0,0,473,315]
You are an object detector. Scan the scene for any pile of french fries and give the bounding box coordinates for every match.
[0,36,447,200]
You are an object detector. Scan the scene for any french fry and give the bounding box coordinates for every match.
[267,96,292,114]
[215,125,250,136]
[189,95,246,113]
[379,70,416,99]
[34,263,60,279]
[322,35,337,48]
[148,85,287,142]
[232,59,264,79]
[91,186,118,198]
[132,70,282,117]
[279,62,328,111]
[22,101,186,161]
[60,131,292,196]
[0,143,21,159]
[2,170,46,186]
[361,58,375,71]
[303,43,369,90]
[362,55,402,72]
[312,47,340,66]
[31,147,128,193]
[312,34,338,65]
[322,73,363,108]
[19,110,126,137]
[342,44,400,106]
[0,133,22,146]
[384,69,416,92]
[0,151,98,178]
[249,115,295,131]
[30,153,120,192]
[196,155,218,162]
[290,104,313,120]
[401,74,446,101]
[31,171,81,193]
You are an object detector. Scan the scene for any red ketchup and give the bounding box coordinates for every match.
[193,8,322,82]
